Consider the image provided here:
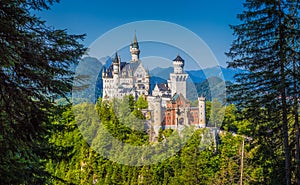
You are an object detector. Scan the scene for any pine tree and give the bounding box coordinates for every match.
[287,2,300,183]
[227,0,300,184]
[0,1,85,183]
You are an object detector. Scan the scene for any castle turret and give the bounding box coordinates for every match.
[198,96,206,128]
[169,55,188,98]
[173,55,184,74]
[102,67,106,78]
[145,69,150,94]
[130,33,140,62]
[113,52,120,75]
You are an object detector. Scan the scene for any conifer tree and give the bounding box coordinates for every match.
[0,1,85,183]
[227,0,300,184]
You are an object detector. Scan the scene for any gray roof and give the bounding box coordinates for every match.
[161,94,171,98]
[121,61,140,73]
[104,62,127,78]
[173,55,184,62]
[119,88,134,93]
[157,83,169,91]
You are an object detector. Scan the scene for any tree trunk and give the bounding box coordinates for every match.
[291,8,300,184]
[294,80,300,185]
[278,2,291,184]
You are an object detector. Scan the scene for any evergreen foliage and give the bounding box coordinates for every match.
[47,98,260,185]
[0,0,85,184]
[226,0,300,184]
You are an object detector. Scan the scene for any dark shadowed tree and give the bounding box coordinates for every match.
[0,0,85,184]
[227,0,300,184]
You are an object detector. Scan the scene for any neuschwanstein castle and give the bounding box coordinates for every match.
[102,34,206,134]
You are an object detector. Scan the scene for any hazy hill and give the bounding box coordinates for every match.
[73,57,103,103]
[150,66,246,82]
[149,67,173,80]
[202,66,245,82]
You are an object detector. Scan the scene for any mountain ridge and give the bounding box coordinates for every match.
[150,66,246,82]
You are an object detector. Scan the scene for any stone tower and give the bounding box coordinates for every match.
[145,69,150,95]
[112,52,120,75]
[198,96,206,128]
[130,33,140,62]
[169,55,188,98]
[151,96,162,134]
[112,52,120,97]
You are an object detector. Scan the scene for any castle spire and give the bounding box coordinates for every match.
[130,32,140,62]
[133,31,138,44]
[113,51,120,75]
[113,52,118,63]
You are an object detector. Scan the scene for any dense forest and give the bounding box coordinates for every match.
[0,0,300,185]
[45,98,253,185]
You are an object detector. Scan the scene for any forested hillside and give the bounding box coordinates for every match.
[47,97,256,185]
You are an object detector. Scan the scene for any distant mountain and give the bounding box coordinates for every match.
[149,66,241,101]
[149,67,205,82]
[186,71,205,83]
[202,66,246,82]
[73,57,103,103]
[76,57,103,77]
[149,67,173,80]
[99,56,112,68]
[193,76,229,101]
[150,66,246,82]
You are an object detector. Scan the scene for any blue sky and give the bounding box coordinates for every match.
[36,0,244,68]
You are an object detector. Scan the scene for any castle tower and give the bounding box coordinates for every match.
[153,97,162,127]
[198,96,206,128]
[173,55,184,74]
[113,52,120,75]
[102,67,106,78]
[145,69,150,95]
[147,96,163,135]
[130,33,140,62]
[169,55,188,98]
[112,52,120,98]
[102,67,108,99]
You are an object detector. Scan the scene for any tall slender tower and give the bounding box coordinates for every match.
[169,55,188,98]
[145,69,150,95]
[112,52,120,75]
[153,96,162,132]
[198,96,206,128]
[112,52,120,97]
[130,33,140,62]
